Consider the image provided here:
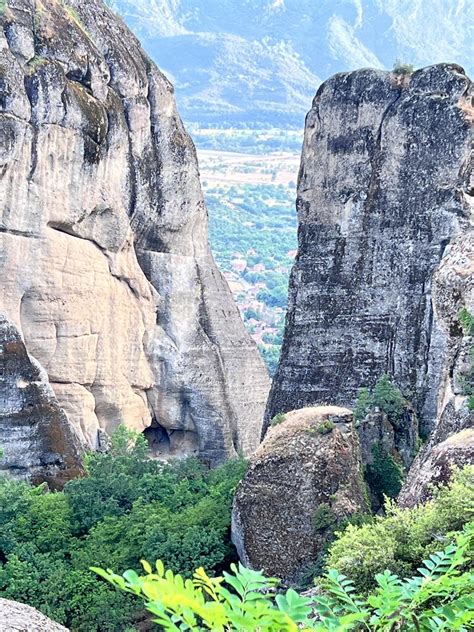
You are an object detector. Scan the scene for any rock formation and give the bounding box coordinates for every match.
[0,0,269,480]
[357,408,418,472]
[398,428,474,507]
[399,235,473,505]
[232,406,368,584]
[266,64,473,442]
[0,598,68,631]
[0,316,83,485]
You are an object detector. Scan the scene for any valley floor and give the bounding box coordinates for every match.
[195,128,302,374]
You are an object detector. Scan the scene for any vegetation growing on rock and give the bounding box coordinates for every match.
[364,442,404,505]
[311,503,336,532]
[270,412,286,426]
[392,60,415,74]
[459,307,474,410]
[326,466,474,593]
[354,374,407,425]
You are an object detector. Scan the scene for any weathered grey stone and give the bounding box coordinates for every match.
[0,316,84,486]
[0,598,68,631]
[398,429,474,507]
[232,406,368,584]
[0,0,269,479]
[266,64,473,442]
[399,235,473,506]
[357,407,418,470]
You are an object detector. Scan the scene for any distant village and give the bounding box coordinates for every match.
[224,248,297,348]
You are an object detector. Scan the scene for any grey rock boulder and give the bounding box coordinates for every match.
[232,406,368,584]
[398,428,474,507]
[0,598,68,631]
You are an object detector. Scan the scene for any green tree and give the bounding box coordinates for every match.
[0,427,247,631]
[93,523,474,631]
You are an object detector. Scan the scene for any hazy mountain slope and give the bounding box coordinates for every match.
[112,0,473,126]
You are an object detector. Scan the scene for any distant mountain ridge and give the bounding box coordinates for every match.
[112,0,473,127]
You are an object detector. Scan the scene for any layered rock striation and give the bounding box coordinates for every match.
[266,64,473,440]
[0,0,269,480]
[0,316,84,485]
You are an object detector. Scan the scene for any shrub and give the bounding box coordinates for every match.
[458,307,474,410]
[393,60,414,75]
[353,387,370,421]
[326,466,474,593]
[270,412,286,426]
[364,442,404,505]
[459,307,474,335]
[312,503,336,531]
[93,523,474,631]
[316,420,335,435]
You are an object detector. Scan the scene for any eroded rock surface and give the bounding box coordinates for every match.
[0,316,84,485]
[0,0,269,479]
[399,236,473,505]
[398,428,474,507]
[232,406,368,584]
[266,64,473,440]
[357,407,418,471]
[0,598,68,631]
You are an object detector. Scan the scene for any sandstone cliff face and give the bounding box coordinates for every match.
[0,316,84,485]
[0,0,269,479]
[232,406,368,584]
[266,64,473,440]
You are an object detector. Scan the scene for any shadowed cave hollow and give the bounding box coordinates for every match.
[143,421,199,459]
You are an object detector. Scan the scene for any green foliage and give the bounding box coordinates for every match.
[326,466,474,593]
[353,376,411,507]
[392,60,415,74]
[353,387,370,422]
[353,374,406,424]
[93,523,474,631]
[0,427,247,631]
[371,374,406,424]
[94,560,312,631]
[258,344,280,376]
[312,503,336,532]
[364,442,404,505]
[316,420,335,435]
[459,307,474,335]
[458,308,474,410]
[270,412,286,426]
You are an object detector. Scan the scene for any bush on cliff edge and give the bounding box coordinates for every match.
[326,466,474,593]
